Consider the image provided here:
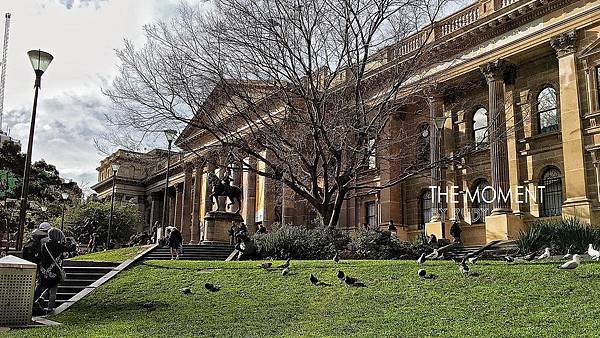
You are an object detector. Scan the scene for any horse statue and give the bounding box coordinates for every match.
[207,172,243,213]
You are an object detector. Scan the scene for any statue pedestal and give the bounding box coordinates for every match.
[202,211,244,244]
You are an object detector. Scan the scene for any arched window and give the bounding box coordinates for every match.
[472,107,488,146]
[419,190,432,229]
[418,123,430,163]
[540,167,563,217]
[537,87,559,133]
[471,180,492,224]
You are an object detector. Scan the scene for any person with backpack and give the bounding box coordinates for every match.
[168,227,183,260]
[36,227,76,313]
[27,222,51,303]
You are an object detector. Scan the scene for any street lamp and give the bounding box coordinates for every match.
[160,129,177,243]
[107,163,120,250]
[16,50,53,250]
[430,115,448,225]
[60,192,69,231]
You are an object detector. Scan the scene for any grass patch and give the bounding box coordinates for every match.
[11,259,600,337]
[69,245,152,263]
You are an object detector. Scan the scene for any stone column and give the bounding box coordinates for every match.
[242,158,257,231]
[204,162,216,215]
[190,162,203,244]
[168,188,176,227]
[180,165,193,243]
[504,73,523,215]
[480,59,523,241]
[551,30,593,223]
[149,193,161,228]
[174,183,183,229]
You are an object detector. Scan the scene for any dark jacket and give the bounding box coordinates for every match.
[39,240,76,288]
[168,229,183,248]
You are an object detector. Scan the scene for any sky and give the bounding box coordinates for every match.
[0,0,201,193]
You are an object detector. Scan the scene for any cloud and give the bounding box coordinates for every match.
[56,0,109,10]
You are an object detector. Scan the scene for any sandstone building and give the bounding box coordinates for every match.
[93,0,600,245]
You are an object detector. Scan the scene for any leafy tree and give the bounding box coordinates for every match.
[63,201,142,247]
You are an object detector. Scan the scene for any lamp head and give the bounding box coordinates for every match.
[164,129,177,142]
[433,116,447,130]
[27,50,53,76]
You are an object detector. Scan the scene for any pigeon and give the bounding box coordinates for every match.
[425,249,439,260]
[417,269,427,278]
[204,283,220,292]
[459,262,469,276]
[588,244,600,260]
[278,258,291,269]
[537,247,551,260]
[417,253,427,266]
[310,274,319,285]
[259,262,272,269]
[468,255,479,264]
[504,255,515,263]
[337,270,345,283]
[522,252,536,261]
[563,246,573,260]
[558,254,581,270]
[179,287,191,295]
[142,301,155,310]
[333,253,340,263]
[282,266,290,276]
[343,275,357,286]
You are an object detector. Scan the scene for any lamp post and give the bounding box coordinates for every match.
[16,50,53,251]
[160,130,177,242]
[60,192,69,231]
[107,163,120,250]
[430,115,447,225]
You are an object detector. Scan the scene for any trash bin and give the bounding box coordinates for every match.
[0,255,37,327]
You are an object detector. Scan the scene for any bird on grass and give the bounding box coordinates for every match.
[588,244,600,260]
[142,301,155,310]
[537,247,551,260]
[205,283,220,292]
[333,253,340,263]
[425,249,439,260]
[259,262,272,269]
[558,254,581,270]
[417,253,427,266]
[310,274,319,285]
[417,269,437,280]
[179,287,191,295]
[282,266,290,276]
[563,245,573,260]
[468,255,479,264]
[522,252,536,261]
[278,258,291,269]
[458,262,469,276]
[337,270,345,283]
[504,255,515,263]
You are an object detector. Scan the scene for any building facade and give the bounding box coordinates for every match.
[93,0,600,245]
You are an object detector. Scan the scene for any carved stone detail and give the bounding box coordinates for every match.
[550,30,577,58]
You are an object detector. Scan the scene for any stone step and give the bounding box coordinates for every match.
[61,278,97,286]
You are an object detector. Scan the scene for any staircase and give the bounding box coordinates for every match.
[443,240,519,260]
[443,245,483,259]
[144,244,234,260]
[38,260,118,309]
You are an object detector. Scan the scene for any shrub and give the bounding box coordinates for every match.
[254,223,349,259]
[345,228,430,260]
[516,217,600,253]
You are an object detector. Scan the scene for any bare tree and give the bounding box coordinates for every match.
[104,0,483,227]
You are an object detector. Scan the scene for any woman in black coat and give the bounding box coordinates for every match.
[37,227,76,311]
[169,228,183,260]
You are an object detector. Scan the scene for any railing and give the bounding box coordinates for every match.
[501,0,518,7]
[396,31,428,57]
[436,3,480,38]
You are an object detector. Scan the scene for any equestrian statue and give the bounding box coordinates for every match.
[207,171,243,213]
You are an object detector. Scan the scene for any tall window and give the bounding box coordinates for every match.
[472,107,488,146]
[537,87,559,133]
[420,190,432,229]
[471,180,492,224]
[540,167,563,217]
[365,202,377,228]
[418,123,430,163]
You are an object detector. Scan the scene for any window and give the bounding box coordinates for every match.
[537,87,559,133]
[418,123,430,163]
[540,168,563,217]
[419,190,432,229]
[368,138,376,169]
[471,180,492,224]
[472,107,488,146]
[365,202,377,228]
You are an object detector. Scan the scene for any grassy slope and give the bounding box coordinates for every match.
[10,260,600,337]
[68,245,152,263]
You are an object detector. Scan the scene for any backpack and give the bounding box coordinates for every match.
[23,238,42,264]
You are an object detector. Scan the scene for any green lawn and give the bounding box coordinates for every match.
[9,259,600,337]
[69,245,152,263]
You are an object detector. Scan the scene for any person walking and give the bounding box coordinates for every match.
[27,222,51,306]
[450,220,462,243]
[36,227,75,313]
[228,222,239,245]
[168,227,183,260]
[87,233,99,253]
